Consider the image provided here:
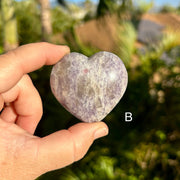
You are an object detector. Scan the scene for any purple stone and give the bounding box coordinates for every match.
[50,52,128,122]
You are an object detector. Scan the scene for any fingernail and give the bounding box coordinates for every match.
[94,127,108,140]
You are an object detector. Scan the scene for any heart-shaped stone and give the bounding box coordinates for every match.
[50,51,128,122]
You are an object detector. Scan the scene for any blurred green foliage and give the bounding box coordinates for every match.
[51,6,75,34]
[97,0,133,17]
[160,5,177,13]
[116,21,136,65]
[0,0,179,179]
[14,0,41,44]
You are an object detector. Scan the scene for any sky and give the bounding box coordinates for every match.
[143,0,180,7]
[66,0,180,7]
[16,0,180,8]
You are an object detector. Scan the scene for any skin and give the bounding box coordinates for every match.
[0,42,108,180]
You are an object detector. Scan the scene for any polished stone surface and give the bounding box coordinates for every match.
[50,52,128,122]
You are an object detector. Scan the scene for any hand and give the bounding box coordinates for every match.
[0,43,108,180]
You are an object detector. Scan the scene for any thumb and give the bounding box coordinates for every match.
[35,122,108,173]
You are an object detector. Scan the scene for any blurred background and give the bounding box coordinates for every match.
[0,0,180,179]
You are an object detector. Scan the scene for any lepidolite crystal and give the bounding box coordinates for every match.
[50,52,128,122]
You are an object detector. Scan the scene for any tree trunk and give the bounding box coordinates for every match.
[38,0,52,41]
[0,0,18,52]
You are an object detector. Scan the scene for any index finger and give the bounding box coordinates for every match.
[0,42,70,93]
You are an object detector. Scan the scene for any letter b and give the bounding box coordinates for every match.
[125,112,132,122]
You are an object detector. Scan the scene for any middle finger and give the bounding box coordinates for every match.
[0,74,43,134]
